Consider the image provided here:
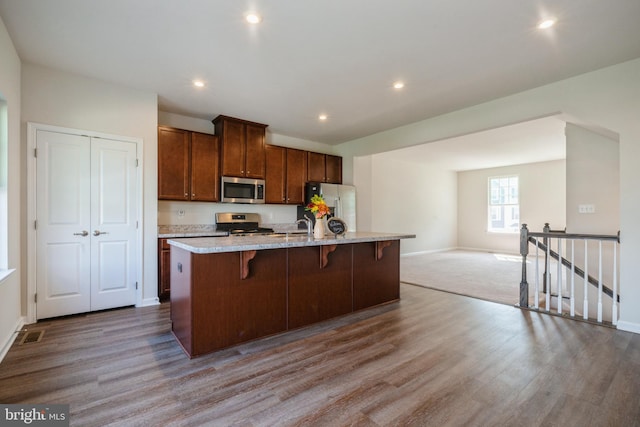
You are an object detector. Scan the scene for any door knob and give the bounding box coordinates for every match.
[93,230,109,236]
[73,230,89,237]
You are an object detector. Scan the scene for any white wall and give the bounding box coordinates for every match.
[338,58,640,333]
[358,155,457,255]
[565,123,619,322]
[21,64,159,308]
[457,160,566,254]
[0,14,22,359]
[565,123,619,234]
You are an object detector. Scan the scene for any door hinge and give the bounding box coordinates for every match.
[136,159,139,167]
[34,148,37,158]
[34,293,37,303]
[136,220,139,229]
[135,282,138,290]
[34,220,37,230]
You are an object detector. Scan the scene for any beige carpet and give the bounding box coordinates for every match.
[400,249,541,306]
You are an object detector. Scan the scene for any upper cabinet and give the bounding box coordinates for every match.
[212,115,268,179]
[307,152,342,184]
[265,145,307,204]
[158,126,219,201]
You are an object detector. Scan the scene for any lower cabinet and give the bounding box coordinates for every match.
[353,241,400,310]
[158,239,171,301]
[171,247,287,357]
[170,241,400,357]
[288,244,353,329]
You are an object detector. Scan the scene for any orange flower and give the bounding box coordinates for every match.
[305,194,330,219]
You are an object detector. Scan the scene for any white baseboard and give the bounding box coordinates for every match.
[617,320,640,335]
[0,316,25,364]
[141,297,160,307]
[401,247,457,257]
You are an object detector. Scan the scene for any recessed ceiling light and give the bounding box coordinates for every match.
[318,114,328,121]
[193,80,205,88]
[393,81,405,89]
[246,13,262,24]
[538,18,556,29]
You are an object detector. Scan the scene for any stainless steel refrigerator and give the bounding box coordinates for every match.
[301,182,357,232]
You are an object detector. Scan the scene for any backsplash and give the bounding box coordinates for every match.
[158,200,300,226]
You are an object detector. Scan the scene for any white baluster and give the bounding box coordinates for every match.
[534,238,540,309]
[583,240,589,320]
[570,239,575,317]
[545,239,551,312]
[557,239,563,314]
[597,240,603,323]
[612,242,618,325]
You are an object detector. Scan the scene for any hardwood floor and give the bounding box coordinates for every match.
[1,284,639,426]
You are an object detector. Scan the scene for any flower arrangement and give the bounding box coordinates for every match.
[305,194,330,219]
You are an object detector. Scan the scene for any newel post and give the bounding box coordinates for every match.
[519,224,529,308]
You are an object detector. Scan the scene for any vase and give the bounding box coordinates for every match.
[313,217,325,239]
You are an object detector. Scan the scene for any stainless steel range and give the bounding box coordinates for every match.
[215,213,274,236]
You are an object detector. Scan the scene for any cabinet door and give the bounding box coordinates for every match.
[220,119,245,177]
[353,241,400,310]
[286,148,307,204]
[265,145,286,203]
[325,154,342,184]
[245,123,266,178]
[288,245,353,328]
[307,151,326,182]
[158,127,190,200]
[158,239,171,301]
[190,132,219,201]
[190,249,287,355]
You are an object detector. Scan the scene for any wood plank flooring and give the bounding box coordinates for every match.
[1,284,639,426]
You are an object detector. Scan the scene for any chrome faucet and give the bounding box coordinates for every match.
[296,215,313,236]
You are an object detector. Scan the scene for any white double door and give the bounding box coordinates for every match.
[36,130,138,319]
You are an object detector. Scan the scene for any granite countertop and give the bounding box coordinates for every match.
[158,224,228,238]
[168,231,416,254]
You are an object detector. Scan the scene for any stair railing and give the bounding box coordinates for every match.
[519,223,620,325]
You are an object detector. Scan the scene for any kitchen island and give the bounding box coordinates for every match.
[168,231,415,357]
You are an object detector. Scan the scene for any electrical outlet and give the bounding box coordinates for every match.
[578,204,595,214]
[177,209,185,217]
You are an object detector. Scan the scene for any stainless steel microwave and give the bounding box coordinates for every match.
[221,176,265,204]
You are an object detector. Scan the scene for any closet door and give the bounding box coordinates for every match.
[89,138,137,311]
[36,130,137,319]
[36,130,91,319]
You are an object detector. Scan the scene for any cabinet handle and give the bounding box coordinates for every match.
[184,192,188,198]
[192,193,195,198]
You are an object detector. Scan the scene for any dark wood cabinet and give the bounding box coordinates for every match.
[158,127,190,200]
[352,241,400,311]
[212,115,268,179]
[288,245,353,328]
[158,239,171,301]
[157,126,219,201]
[265,145,286,203]
[265,145,307,204]
[325,154,342,184]
[307,152,342,184]
[171,247,287,357]
[170,241,402,357]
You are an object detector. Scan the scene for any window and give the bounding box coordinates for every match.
[488,175,519,233]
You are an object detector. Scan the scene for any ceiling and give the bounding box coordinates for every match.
[380,115,567,171]
[1,1,640,145]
